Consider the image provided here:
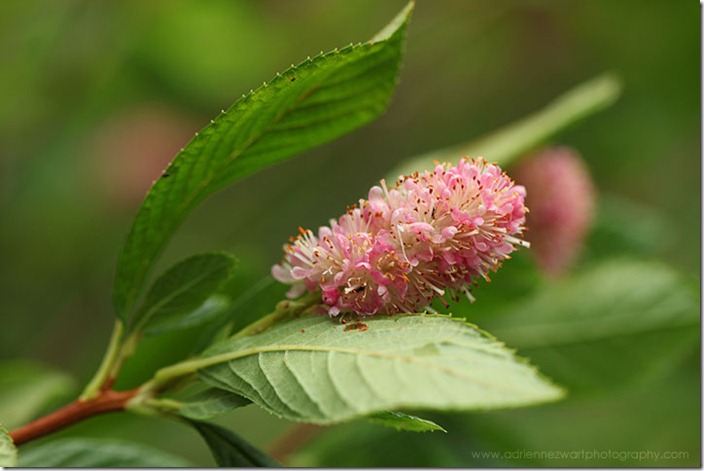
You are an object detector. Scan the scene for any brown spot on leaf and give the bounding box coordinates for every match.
[344,322,368,332]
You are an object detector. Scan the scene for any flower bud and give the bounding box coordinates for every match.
[511,147,596,277]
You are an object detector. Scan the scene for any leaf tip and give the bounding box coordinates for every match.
[370,1,415,43]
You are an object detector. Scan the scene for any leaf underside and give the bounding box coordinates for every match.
[179,388,251,421]
[0,425,17,468]
[113,2,414,321]
[198,314,564,424]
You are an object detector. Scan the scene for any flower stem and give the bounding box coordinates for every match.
[139,294,320,395]
[12,296,321,447]
[268,424,324,464]
[79,320,125,401]
[232,295,317,338]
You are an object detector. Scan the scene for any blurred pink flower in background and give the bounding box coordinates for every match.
[511,147,596,277]
[273,157,528,316]
[87,104,199,208]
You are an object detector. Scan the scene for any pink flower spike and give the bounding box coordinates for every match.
[511,147,596,277]
[272,157,529,317]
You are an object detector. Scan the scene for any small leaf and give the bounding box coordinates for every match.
[367,411,446,432]
[189,420,280,467]
[0,360,75,429]
[197,314,564,424]
[180,388,251,421]
[134,252,237,333]
[291,419,462,467]
[191,276,285,354]
[0,425,17,468]
[113,2,414,321]
[146,295,231,336]
[17,438,192,467]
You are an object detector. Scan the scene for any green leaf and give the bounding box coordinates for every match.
[0,360,75,429]
[388,73,621,179]
[189,420,280,467]
[148,294,231,335]
[134,252,237,334]
[17,438,192,467]
[481,259,700,393]
[0,425,17,468]
[197,314,564,424]
[113,2,414,321]
[180,388,251,421]
[367,411,446,432]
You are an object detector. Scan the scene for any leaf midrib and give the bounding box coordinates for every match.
[191,343,539,396]
[170,45,380,221]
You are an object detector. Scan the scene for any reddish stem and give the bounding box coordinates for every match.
[269,423,323,464]
[9,388,139,446]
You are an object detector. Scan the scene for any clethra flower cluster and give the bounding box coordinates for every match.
[272,157,529,316]
[511,147,595,277]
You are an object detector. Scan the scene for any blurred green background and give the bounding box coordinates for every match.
[0,0,699,467]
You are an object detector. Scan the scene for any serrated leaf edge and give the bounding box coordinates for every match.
[188,313,566,423]
[113,3,413,320]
